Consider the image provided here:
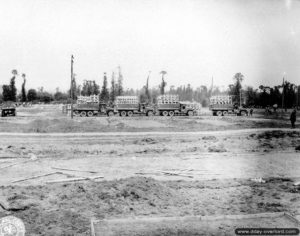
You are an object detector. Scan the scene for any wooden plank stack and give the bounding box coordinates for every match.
[116,96,139,104]
[77,95,99,104]
[210,96,232,105]
[157,95,179,104]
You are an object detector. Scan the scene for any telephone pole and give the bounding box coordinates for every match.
[282,77,285,112]
[70,55,74,119]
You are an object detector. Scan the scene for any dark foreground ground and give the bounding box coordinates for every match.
[0,177,299,235]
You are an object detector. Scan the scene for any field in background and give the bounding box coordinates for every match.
[0,104,296,133]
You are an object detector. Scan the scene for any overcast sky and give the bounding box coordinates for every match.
[0,0,299,92]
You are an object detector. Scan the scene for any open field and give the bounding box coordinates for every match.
[0,105,299,235]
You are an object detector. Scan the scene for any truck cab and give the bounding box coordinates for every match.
[0,102,16,117]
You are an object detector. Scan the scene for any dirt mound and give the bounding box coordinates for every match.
[202,136,217,141]
[116,177,181,203]
[0,177,298,235]
[208,145,227,152]
[133,138,158,145]
[255,131,300,139]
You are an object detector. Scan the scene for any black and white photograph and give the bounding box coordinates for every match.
[0,0,299,235]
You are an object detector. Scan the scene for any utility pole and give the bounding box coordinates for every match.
[70,55,74,119]
[282,77,285,112]
[296,85,299,110]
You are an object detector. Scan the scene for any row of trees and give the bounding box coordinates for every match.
[1,69,299,108]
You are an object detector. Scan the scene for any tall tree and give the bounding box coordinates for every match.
[110,72,116,102]
[100,73,110,102]
[145,71,151,102]
[230,72,244,104]
[10,69,18,102]
[159,70,167,95]
[117,66,123,96]
[21,73,27,102]
[27,89,37,102]
[2,70,18,102]
[2,85,11,101]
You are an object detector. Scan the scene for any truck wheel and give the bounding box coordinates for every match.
[222,111,228,116]
[240,111,247,116]
[74,111,80,117]
[147,111,154,116]
[216,111,223,116]
[107,111,114,117]
[168,111,175,116]
[187,110,194,116]
[87,111,94,117]
[80,111,87,117]
[127,111,133,117]
[120,111,127,117]
[212,112,216,116]
[162,111,168,117]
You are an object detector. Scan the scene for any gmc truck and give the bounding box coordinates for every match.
[115,96,155,116]
[209,95,248,116]
[156,95,195,116]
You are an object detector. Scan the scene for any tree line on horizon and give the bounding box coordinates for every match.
[1,70,299,109]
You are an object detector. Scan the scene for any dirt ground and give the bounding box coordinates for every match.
[0,104,296,133]
[0,105,299,235]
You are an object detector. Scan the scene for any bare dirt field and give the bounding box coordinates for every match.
[0,105,299,235]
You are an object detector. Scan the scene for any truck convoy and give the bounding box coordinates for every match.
[0,102,16,117]
[71,94,197,117]
[209,95,248,116]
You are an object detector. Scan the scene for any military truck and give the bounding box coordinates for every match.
[209,95,248,116]
[0,102,16,117]
[73,95,115,117]
[156,95,195,116]
[115,96,155,117]
[73,103,115,117]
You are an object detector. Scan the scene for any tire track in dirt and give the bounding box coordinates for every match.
[0,128,299,137]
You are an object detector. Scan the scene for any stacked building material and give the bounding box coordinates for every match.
[116,96,139,104]
[209,96,232,105]
[157,95,179,104]
[77,95,99,104]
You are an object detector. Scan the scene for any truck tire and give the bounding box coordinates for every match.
[120,111,127,117]
[187,110,194,116]
[216,111,223,116]
[168,111,175,116]
[222,111,228,116]
[87,111,94,117]
[127,111,133,117]
[107,111,114,117]
[162,111,168,117]
[212,112,216,116]
[147,111,154,116]
[80,111,87,117]
[74,111,80,117]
